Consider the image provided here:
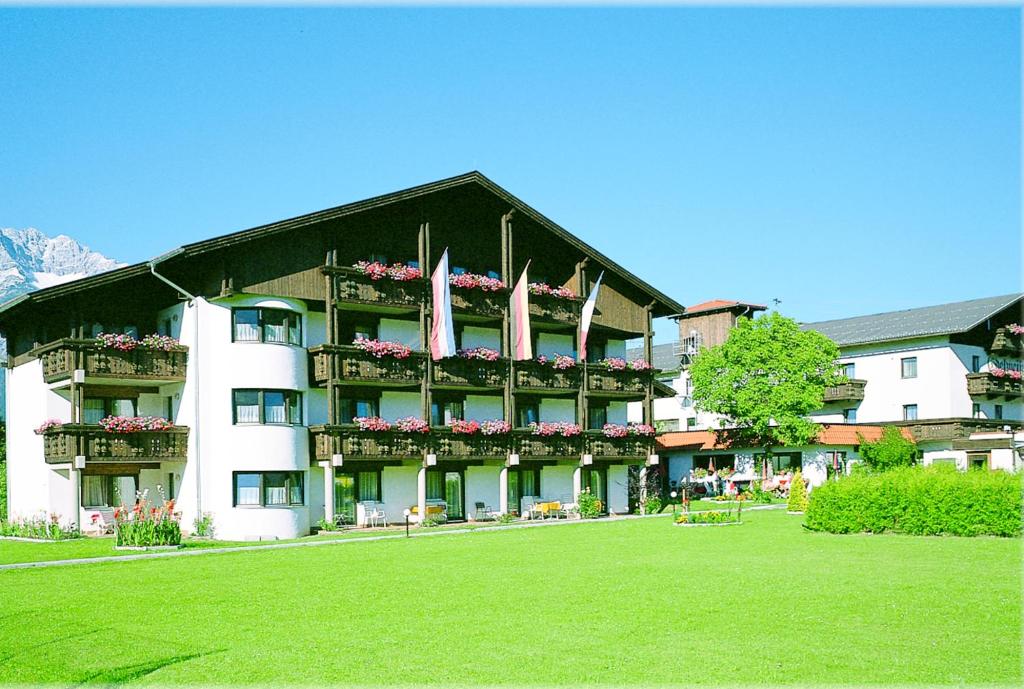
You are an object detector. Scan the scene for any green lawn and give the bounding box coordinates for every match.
[0,511,1019,686]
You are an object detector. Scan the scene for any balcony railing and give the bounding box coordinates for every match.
[989,327,1021,357]
[332,267,425,310]
[586,366,650,395]
[513,429,584,459]
[514,360,580,391]
[584,431,655,459]
[310,425,428,461]
[898,418,1022,443]
[35,339,188,384]
[432,428,513,458]
[39,425,189,465]
[966,372,1023,399]
[308,345,425,387]
[449,286,505,319]
[823,378,867,403]
[433,357,507,388]
[529,294,583,326]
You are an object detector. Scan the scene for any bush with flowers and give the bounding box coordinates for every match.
[395,417,430,433]
[352,260,423,282]
[352,337,412,359]
[353,416,393,432]
[602,423,629,438]
[600,357,628,371]
[448,419,481,435]
[535,354,576,370]
[114,489,181,547]
[96,332,184,352]
[0,512,80,540]
[481,420,511,435]
[528,282,576,299]
[449,273,505,292]
[530,421,582,437]
[34,419,64,434]
[98,416,174,433]
[577,488,602,519]
[457,347,501,362]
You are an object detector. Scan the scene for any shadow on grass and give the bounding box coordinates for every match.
[0,627,112,664]
[71,649,223,686]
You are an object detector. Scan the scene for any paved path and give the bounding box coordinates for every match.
[1,504,787,572]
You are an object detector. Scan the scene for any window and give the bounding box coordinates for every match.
[841,362,855,378]
[843,408,857,423]
[83,397,136,424]
[586,338,607,364]
[686,417,697,429]
[753,452,801,473]
[968,454,989,470]
[232,390,303,424]
[164,396,174,421]
[655,419,680,432]
[233,472,304,506]
[82,474,137,507]
[903,404,918,421]
[339,321,378,345]
[972,403,982,419]
[971,355,981,374]
[995,404,1003,420]
[339,397,379,424]
[588,403,608,430]
[232,308,301,345]
[334,469,382,521]
[517,402,539,428]
[901,357,917,379]
[507,467,540,514]
[431,398,464,426]
[693,454,735,471]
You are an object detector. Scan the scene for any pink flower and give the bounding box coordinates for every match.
[352,260,390,281]
[628,359,653,371]
[534,353,575,369]
[139,334,182,351]
[448,419,481,435]
[96,332,138,352]
[627,423,657,437]
[98,416,174,433]
[528,282,576,299]
[480,420,511,435]
[395,417,430,433]
[352,337,412,359]
[530,421,582,437]
[600,357,628,371]
[990,366,1007,378]
[1007,323,1024,336]
[35,419,64,434]
[1009,370,1022,381]
[457,347,500,362]
[449,273,506,292]
[602,423,629,438]
[353,416,392,432]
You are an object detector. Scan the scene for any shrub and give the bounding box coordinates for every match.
[805,467,1023,537]
[644,496,663,514]
[577,489,601,519]
[788,471,808,512]
[1,513,80,540]
[496,513,517,525]
[675,509,738,525]
[420,517,446,528]
[316,518,338,532]
[114,493,182,547]
[746,482,774,504]
[193,512,215,538]
[859,426,918,472]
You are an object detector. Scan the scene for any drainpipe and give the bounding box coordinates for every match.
[148,249,202,517]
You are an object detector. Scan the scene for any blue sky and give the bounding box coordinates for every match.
[0,6,1019,342]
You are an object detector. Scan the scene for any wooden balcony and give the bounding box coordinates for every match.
[432,357,507,389]
[584,431,655,460]
[35,339,188,385]
[513,429,583,459]
[308,345,425,387]
[529,294,582,326]
[823,378,867,403]
[431,428,512,458]
[331,267,424,312]
[586,366,650,396]
[40,425,189,465]
[310,425,428,461]
[897,417,1022,443]
[989,327,1021,357]
[514,360,580,392]
[449,286,505,319]
[966,372,1023,399]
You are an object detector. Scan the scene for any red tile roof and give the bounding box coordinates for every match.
[685,299,767,315]
[657,425,912,451]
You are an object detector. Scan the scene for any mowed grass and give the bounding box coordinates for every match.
[0,511,1019,686]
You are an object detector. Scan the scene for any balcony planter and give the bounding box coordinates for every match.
[35,338,188,384]
[308,345,425,386]
[586,365,651,395]
[37,424,190,465]
[333,266,425,309]
[967,371,1024,398]
[433,354,508,388]
[585,428,656,459]
[514,359,580,391]
[310,424,428,461]
[513,427,583,458]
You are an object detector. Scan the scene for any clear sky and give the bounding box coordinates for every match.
[0,6,1020,343]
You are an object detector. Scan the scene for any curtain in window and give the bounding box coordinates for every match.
[288,393,301,425]
[83,399,106,424]
[235,474,260,505]
[588,406,607,430]
[521,469,537,497]
[263,311,288,344]
[264,392,286,424]
[113,476,137,505]
[287,313,301,346]
[111,398,136,417]
[234,391,260,423]
[357,471,378,501]
[288,473,304,505]
[426,470,444,500]
[83,475,110,507]
[234,309,260,342]
[263,473,287,505]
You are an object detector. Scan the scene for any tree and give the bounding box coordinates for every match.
[787,470,808,512]
[689,312,843,466]
[858,426,917,472]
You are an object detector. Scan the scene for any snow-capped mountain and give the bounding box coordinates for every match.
[0,228,122,301]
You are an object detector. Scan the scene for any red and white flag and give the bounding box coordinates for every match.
[510,262,532,361]
[578,271,604,362]
[430,249,456,361]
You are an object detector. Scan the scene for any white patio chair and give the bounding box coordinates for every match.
[367,503,388,528]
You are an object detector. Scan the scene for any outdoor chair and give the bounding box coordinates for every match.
[367,504,388,528]
[473,502,499,521]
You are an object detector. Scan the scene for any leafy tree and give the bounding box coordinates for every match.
[788,470,808,512]
[858,426,918,472]
[689,312,843,466]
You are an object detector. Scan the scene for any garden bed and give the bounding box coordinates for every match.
[114,545,183,552]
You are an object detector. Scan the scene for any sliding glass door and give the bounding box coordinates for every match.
[426,469,464,520]
[582,467,607,512]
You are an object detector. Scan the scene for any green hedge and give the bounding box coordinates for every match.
[805,467,1023,537]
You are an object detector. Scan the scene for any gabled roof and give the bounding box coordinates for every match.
[802,293,1023,347]
[627,342,680,371]
[657,424,912,452]
[0,171,685,318]
[679,299,767,318]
